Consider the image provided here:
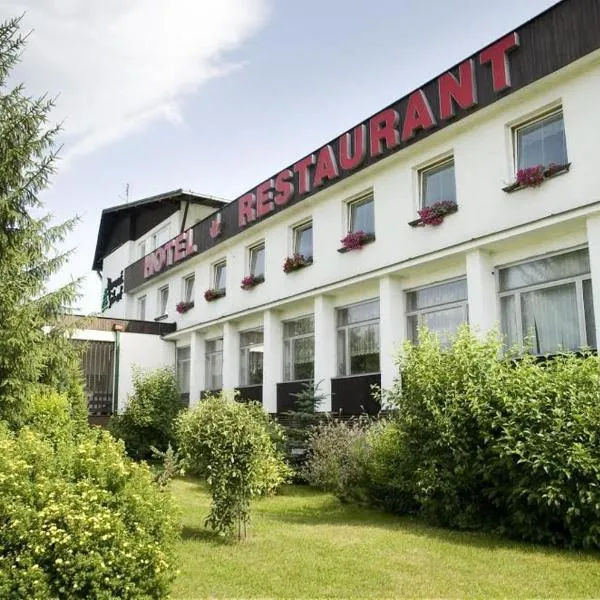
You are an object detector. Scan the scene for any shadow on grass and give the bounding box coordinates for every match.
[265,498,600,561]
[181,526,231,546]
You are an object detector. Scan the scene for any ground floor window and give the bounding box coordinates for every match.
[337,299,380,376]
[499,247,595,354]
[240,329,264,385]
[205,338,223,390]
[176,346,191,394]
[283,315,314,381]
[406,278,468,344]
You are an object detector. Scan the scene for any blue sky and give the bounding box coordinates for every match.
[4,0,558,313]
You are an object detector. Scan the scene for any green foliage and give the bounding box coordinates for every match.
[151,443,185,488]
[290,379,327,414]
[176,392,291,539]
[111,367,182,460]
[302,416,375,504]
[23,389,77,442]
[373,326,600,548]
[0,426,179,599]
[0,16,82,429]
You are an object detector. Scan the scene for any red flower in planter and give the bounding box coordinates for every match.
[516,165,545,187]
[340,230,369,251]
[176,301,194,314]
[241,275,264,290]
[417,200,457,226]
[283,253,310,273]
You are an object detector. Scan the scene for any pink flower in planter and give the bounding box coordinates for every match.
[176,301,194,314]
[516,165,545,187]
[340,230,369,251]
[417,200,457,226]
[241,275,263,290]
[283,253,310,273]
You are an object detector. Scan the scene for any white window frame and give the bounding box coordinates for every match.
[346,192,375,235]
[137,295,146,321]
[248,242,265,279]
[157,285,169,317]
[512,107,567,172]
[336,299,380,377]
[283,315,315,382]
[152,224,171,250]
[418,156,456,209]
[406,277,469,343]
[213,259,227,291]
[138,240,146,259]
[176,346,191,395]
[292,220,313,259]
[239,328,264,386]
[205,338,223,391]
[183,274,195,303]
[497,246,594,353]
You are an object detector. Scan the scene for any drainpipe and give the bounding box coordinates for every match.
[113,324,124,415]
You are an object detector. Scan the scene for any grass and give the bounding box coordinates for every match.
[172,478,600,599]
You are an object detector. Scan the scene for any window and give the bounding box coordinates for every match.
[157,285,169,316]
[420,158,456,208]
[214,260,227,291]
[293,222,313,260]
[249,243,265,279]
[514,109,567,170]
[348,194,375,234]
[138,241,146,259]
[183,274,195,303]
[499,248,596,354]
[137,296,146,320]
[407,279,468,344]
[176,346,191,395]
[283,316,314,381]
[152,225,171,250]
[337,299,380,376]
[205,338,223,390]
[239,329,264,386]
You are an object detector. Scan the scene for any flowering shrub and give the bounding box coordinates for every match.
[283,253,311,273]
[340,230,370,251]
[176,300,194,314]
[241,274,264,290]
[417,200,457,226]
[0,426,179,599]
[204,288,225,301]
[516,164,545,187]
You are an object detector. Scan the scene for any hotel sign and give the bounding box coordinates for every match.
[144,230,197,279]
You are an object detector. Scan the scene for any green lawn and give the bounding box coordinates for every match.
[172,478,600,599]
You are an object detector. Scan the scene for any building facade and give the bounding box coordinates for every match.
[93,0,600,414]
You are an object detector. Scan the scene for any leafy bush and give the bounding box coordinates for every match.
[0,425,179,599]
[176,392,291,539]
[376,326,600,548]
[111,367,182,460]
[302,416,375,504]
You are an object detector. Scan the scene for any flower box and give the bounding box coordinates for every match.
[283,254,313,273]
[502,162,571,193]
[176,301,194,314]
[337,231,376,253]
[204,288,226,302]
[240,274,265,290]
[409,200,458,227]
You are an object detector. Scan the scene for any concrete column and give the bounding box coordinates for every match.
[189,331,205,407]
[379,275,406,391]
[586,215,600,346]
[263,309,283,414]
[222,321,239,390]
[313,294,336,412]
[466,249,498,336]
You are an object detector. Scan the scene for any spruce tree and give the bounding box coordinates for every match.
[0,16,82,428]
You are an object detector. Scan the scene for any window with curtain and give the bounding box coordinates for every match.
[176,346,191,394]
[515,109,568,170]
[214,260,226,290]
[249,243,265,279]
[499,248,595,354]
[420,158,456,208]
[239,329,264,386]
[137,296,146,320]
[283,315,314,381]
[152,225,171,250]
[205,338,223,390]
[183,274,195,303]
[157,285,169,316]
[337,299,380,376]
[293,222,313,259]
[406,278,468,345]
[348,194,375,234]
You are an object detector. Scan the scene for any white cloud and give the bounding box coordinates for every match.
[2,0,268,160]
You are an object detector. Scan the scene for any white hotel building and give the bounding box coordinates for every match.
[90,0,600,416]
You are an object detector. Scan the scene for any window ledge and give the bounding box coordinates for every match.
[284,257,314,273]
[337,234,376,253]
[240,275,265,290]
[502,162,571,193]
[204,289,226,302]
[154,314,168,322]
[331,371,381,380]
[408,203,458,227]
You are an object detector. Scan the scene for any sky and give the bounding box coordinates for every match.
[2,0,559,314]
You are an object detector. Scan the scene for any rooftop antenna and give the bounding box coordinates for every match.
[119,182,131,203]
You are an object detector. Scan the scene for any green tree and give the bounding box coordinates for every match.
[0,16,82,428]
